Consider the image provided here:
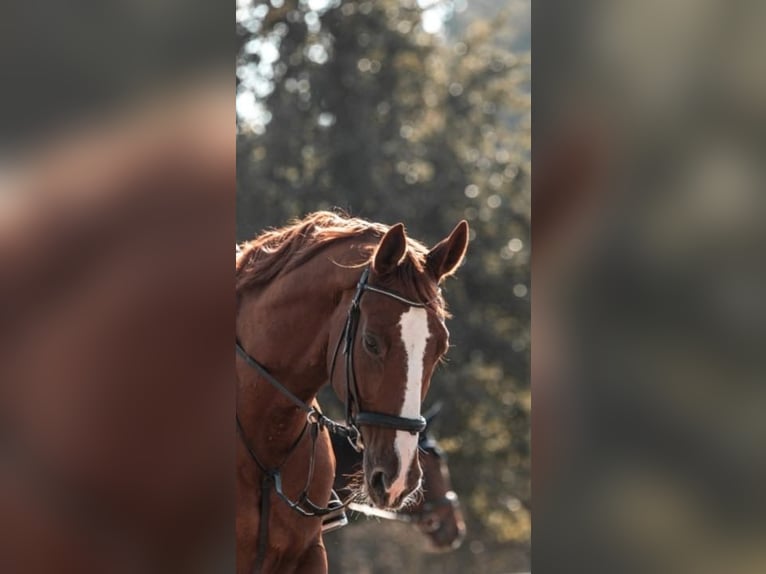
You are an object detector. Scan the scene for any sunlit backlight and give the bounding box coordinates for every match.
[317,112,336,128]
[307,0,332,11]
[306,44,329,65]
[465,184,480,198]
[417,0,451,34]
[236,91,272,134]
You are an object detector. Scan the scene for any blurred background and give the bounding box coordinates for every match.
[534,1,766,573]
[236,0,530,572]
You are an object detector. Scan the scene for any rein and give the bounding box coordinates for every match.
[236,265,433,572]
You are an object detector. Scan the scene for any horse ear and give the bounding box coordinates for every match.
[373,223,407,275]
[423,401,443,425]
[426,220,469,282]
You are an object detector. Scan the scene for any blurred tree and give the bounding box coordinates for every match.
[237,0,529,570]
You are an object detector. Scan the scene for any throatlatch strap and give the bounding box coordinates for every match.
[236,341,356,440]
[236,342,312,414]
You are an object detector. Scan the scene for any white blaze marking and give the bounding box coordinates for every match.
[388,307,430,504]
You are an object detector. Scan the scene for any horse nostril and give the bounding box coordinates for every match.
[370,469,387,494]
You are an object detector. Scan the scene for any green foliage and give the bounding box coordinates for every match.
[237,0,529,569]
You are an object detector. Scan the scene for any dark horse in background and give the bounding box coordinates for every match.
[330,403,466,551]
[235,212,468,573]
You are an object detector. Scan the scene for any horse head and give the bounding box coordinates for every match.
[328,221,468,510]
[414,407,466,551]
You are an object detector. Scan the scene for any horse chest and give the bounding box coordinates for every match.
[236,430,334,573]
[270,505,321,550]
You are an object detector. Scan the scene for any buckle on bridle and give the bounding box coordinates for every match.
[350,267,370,309]
[346,424,364,453]
[306,409,321,425]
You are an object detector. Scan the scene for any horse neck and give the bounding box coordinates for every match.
[236,242,364,460]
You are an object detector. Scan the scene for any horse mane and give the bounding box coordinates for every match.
[236,211,446,317]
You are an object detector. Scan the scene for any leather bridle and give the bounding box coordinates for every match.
[412,491,460,533]
[236,266,433,573]
[330,266,429,442]
[409,440,460,533]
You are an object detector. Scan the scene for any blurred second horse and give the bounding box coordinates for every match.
[329,403,466,551]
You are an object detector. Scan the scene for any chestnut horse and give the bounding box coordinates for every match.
[331,403,466,551]
[235,211,468,573]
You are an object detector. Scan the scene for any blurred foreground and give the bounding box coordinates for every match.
[1,77,235,572]
[534,1,766,573]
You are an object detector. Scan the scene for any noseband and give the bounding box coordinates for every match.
[412,490,460,533]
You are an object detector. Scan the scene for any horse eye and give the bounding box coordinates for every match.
[363,334,380,355]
